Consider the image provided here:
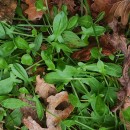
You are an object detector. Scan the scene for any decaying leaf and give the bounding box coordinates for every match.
[107,0,130,26]
[46,91,74,129]
[23,76,74,130]
[108,33,130,130]
[0,0,17,23]
[24,0,45,21]
[36,75,56,101]
[91,0,130,25]
[52,0,76,13]
[0,123,3,130]
[71,35,116,61]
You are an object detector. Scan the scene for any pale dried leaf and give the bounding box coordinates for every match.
[36,75,56,101]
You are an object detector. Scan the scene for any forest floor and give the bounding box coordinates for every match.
[0,0,130,130]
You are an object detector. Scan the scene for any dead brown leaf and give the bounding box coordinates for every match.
[24,0,44,21]
[35,75,56,101]
[0,123,3,130]
[52,0,76,13]
[107,0,130,26]
[0,0,17,23]
[71,35,116,61]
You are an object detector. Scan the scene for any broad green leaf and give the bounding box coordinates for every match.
[35,0,47,11]
[94,96,108,115]
[90,47,101,59]
[0,96,9,102]
[19,87,29,94]
[0,41,15,57]
[14,36,29,50]
[97,60,106,74]
[82,25,106,37]
[11,63,29,83]
[0,107,6,121]
[0,22,6,38]
[69,94,81,107]
[122,107,130,122]
[33,96,44,120]
[62,31,86,48]
[0,57,8,69]
[51,42,72,53]
[33,33,43,53]
[41,50,55,70]
[21,54,33,65]
[78,15,93,28]
[63,120,76,127]
[67,15,78,29]
[5,109,22,130]
[53,11,68,38]
[105,63,122,77]
[45,65,78,84]
[1,98,27,109]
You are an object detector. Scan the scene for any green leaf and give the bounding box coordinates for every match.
[82,25,106,37]
[5,109,22,130]
[33,96,44,120]
[62,31,86,48]
[0,107,6,121]
[69,94,80,107]
[45,65,78,84]
[95,11,105,23]
[35,0,46,11]
[97,60,106,74]
[0,22,6,38]
[90,47,101,59]
[0,57,8,69]
[94,96,108,115]
[21,54,33,65]
[0,41,15,57]
[14,36,29,50]
[41,50,55,70]
[11,63,29,83]
[67,15,78,29]
[33,33,43,53]
[122,107,130,122]
[105,63,122,77]
[63,120,76,127]
[53,11,68,39]
[19,87,29,94]
[1,98,27,109]
[51,42,72,53]
[78,15,93,28]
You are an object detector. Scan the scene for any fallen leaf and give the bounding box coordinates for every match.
[0,123,3,130]
[46,91,74,129]
[71,35,116,61]
[52,0,76,13]
[24,0,44,21]
[35,75,57,101]
[0,0,17,23]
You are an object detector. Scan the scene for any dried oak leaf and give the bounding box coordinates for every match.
[52,0,76,13]
[107,0,130,26]
[46,91,74,129]
[24,0,44,21]
[0,0,17,23]
[35,75,57,101]
[71,35,116,61]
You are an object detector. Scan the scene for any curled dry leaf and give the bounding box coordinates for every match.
[36,75,56,101]
[107,0,130,26]
[0,0,17,23]
[46,91,74,129]
[24,0,44,21]
[23,76,74,130]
